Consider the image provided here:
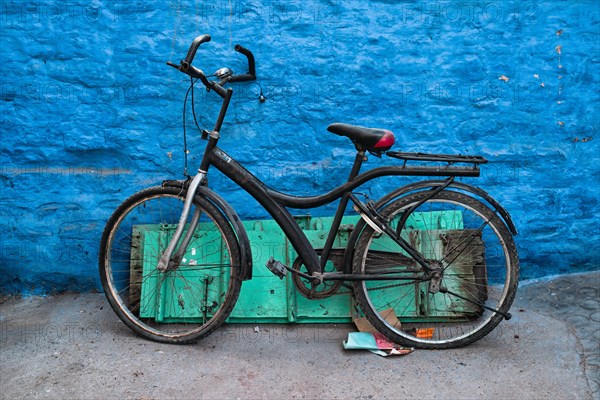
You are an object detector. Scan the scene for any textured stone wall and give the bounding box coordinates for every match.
[1,1,598,294]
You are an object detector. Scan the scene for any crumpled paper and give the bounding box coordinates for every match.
[344,309,413,357]
[343,332,413,357]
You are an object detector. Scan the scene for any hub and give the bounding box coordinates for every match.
[427,260,444,294]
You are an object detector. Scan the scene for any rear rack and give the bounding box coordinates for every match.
[382,151,487,177]
[386,151,488,165]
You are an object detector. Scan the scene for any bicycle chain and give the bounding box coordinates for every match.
[293,265,423,298]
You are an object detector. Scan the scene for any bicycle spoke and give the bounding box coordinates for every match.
[353,190,518,349]
[100,187,242,343]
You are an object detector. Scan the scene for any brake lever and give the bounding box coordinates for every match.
[166,61,181,70]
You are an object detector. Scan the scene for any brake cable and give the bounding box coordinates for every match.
[181,65,265,177]
[181,77,207,178]
[190,77,205,134]
[181,78,194,178]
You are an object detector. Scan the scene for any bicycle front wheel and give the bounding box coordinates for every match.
[352,190,519,349]
[99,186,242,343]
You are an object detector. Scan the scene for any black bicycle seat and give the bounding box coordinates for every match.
[327,123,395,152]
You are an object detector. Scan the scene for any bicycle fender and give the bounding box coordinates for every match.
[162,180,253,281]
[198,186,253,280]
[341,180,518,275]
[375,180,518,236]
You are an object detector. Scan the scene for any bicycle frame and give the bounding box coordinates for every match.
[157,79,482,279]
[159,132,481,278]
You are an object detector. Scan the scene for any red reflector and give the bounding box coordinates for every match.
[374,130,395,149]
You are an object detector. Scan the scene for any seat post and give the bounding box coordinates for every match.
[348,148,366,181]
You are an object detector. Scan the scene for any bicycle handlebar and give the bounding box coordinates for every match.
[184,34,211,64]
[230,44,256,82]
[167,34,256,98]
[180,62,228,98]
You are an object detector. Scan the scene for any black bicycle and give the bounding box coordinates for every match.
[99,35,519,349]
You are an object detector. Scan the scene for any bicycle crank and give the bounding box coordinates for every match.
[291,251,345,299]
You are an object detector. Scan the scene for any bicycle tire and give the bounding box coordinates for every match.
[352,190,519,349]
[99,186,242,344]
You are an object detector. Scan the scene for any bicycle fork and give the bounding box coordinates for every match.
[156,171,206,271]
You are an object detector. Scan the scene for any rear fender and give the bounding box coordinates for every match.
[375,180,518,235]
[342,180,517,274]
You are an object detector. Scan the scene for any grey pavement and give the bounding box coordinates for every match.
[0,271,598,400]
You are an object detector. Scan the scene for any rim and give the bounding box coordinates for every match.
[103,192,235,338]
[359,196,513,345]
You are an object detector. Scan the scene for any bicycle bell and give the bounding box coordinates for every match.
[214,67,233,80]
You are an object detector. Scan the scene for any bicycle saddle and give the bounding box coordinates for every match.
[327,123,395,153]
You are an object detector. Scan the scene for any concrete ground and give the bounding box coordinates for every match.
[0,271,598,400]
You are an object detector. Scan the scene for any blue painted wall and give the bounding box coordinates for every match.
[1,1,598,294]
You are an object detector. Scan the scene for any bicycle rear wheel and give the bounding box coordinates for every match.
[352,190,519,349]
[99,186,242,343]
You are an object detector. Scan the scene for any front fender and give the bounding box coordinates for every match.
[163,180,253,281]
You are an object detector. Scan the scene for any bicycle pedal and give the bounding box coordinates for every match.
[265,257,287,279]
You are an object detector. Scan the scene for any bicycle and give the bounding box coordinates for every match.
[99,34,519,349]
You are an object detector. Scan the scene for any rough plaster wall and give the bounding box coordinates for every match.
[1,1,598,294]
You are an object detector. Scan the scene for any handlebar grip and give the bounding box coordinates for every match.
[184,34,211,64]
[234,44,256,78]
